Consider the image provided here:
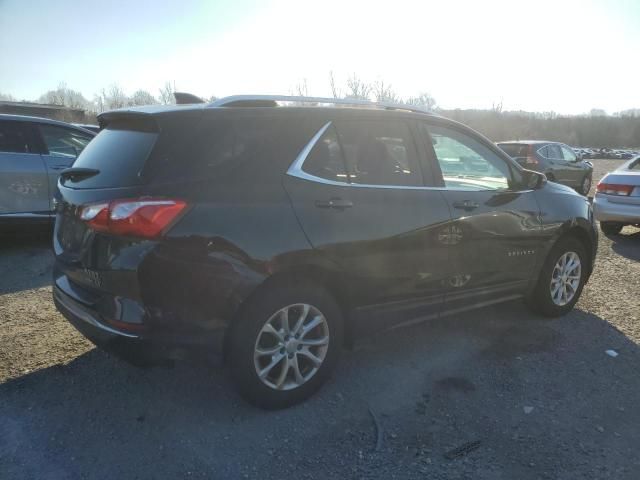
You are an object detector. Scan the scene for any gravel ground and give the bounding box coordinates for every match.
[1,159,639,479]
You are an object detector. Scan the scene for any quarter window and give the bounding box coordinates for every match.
[302,125,349,182]
[334,120,422,186]
[0,121,32,154]
[423,124,511,191]
[39,125,92,158]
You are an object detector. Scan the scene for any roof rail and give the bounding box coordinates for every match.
[207,95,433,115]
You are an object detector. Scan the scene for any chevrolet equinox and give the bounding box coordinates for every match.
[53,95,598,408]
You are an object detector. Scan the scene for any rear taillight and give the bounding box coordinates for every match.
[596,183,634,196]
[79,198,188,238]
[525,144,539,165]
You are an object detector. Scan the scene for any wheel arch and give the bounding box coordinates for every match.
[222,262,353,362]
[562,225,595,274]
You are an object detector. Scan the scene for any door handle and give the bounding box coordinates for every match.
[452,200,479,211]
[50,165,69,171]
[315,198,353,210]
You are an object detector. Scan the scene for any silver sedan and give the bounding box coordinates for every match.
[594,156,640,235]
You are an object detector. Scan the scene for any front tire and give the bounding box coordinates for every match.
[228,280,343,409]
[578,174,592,196]
[527,237,587,317]
[600,221,623,236]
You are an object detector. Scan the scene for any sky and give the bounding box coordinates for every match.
[1,0,639,114]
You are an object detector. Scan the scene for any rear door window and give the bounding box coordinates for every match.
[333,119,423,186]
[0,121,34,154]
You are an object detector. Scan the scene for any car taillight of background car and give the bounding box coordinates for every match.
[596,182,635,196]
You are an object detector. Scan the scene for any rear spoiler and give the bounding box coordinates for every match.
[97,110,159,132]
[174,92,205,104]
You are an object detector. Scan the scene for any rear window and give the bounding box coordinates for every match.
[67,123,158,189]
[498,143,529,159]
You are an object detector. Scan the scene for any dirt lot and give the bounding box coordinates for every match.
[1,159,639,479]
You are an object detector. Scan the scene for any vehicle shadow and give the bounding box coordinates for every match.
[1,302,639,479]
[610,227,640,262]
[0,230,53,294]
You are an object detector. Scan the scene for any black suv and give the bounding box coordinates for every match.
[497,141,594,195]
[53,96,597,408]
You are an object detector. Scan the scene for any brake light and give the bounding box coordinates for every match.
[525,145,539,165]
[79,198,188,238]
[596,183,634,196]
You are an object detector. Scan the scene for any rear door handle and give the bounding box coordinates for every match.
[315,198,353,210]
[452,200,479,211]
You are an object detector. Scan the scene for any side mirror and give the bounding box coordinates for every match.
[522,169,547,189]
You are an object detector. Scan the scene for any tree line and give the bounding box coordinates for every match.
[1,75,639,147]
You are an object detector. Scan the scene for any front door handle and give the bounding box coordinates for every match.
[49,165,69,171]
[315,198,353,210]
[452,200,479,211]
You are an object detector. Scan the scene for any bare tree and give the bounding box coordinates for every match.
[372,80,400,103]
[293,78,309,97]
[0,92,16,101]
[93,84,128,111]
[329,71,342,99]
[159,81,175,105]
[130,90,158,106]
[345,74,371,100]
[405,92,437,111]
[38,82,88,109]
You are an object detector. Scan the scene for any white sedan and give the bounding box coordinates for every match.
[594,156,640,235]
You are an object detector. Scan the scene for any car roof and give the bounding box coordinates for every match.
[97,94,439,121]
[0,113,96,135]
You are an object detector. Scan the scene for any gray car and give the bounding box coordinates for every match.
[593,156,640,235]
[497,141,594,195]
[0,114,95,227]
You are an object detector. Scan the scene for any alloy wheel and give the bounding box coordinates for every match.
[549,251,582,306]
[253,304,330,390]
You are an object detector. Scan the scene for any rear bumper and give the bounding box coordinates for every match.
[53,281,225,365]
[593,194,640,224]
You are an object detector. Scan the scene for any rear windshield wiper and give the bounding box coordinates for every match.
[60,167,100,182]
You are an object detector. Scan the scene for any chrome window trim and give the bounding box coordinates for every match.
[286,122,530,193]
[0,212,54,218]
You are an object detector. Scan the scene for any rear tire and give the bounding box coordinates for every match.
[526,237,587,317]
[600,221,623,236]
[228,279,343,409]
